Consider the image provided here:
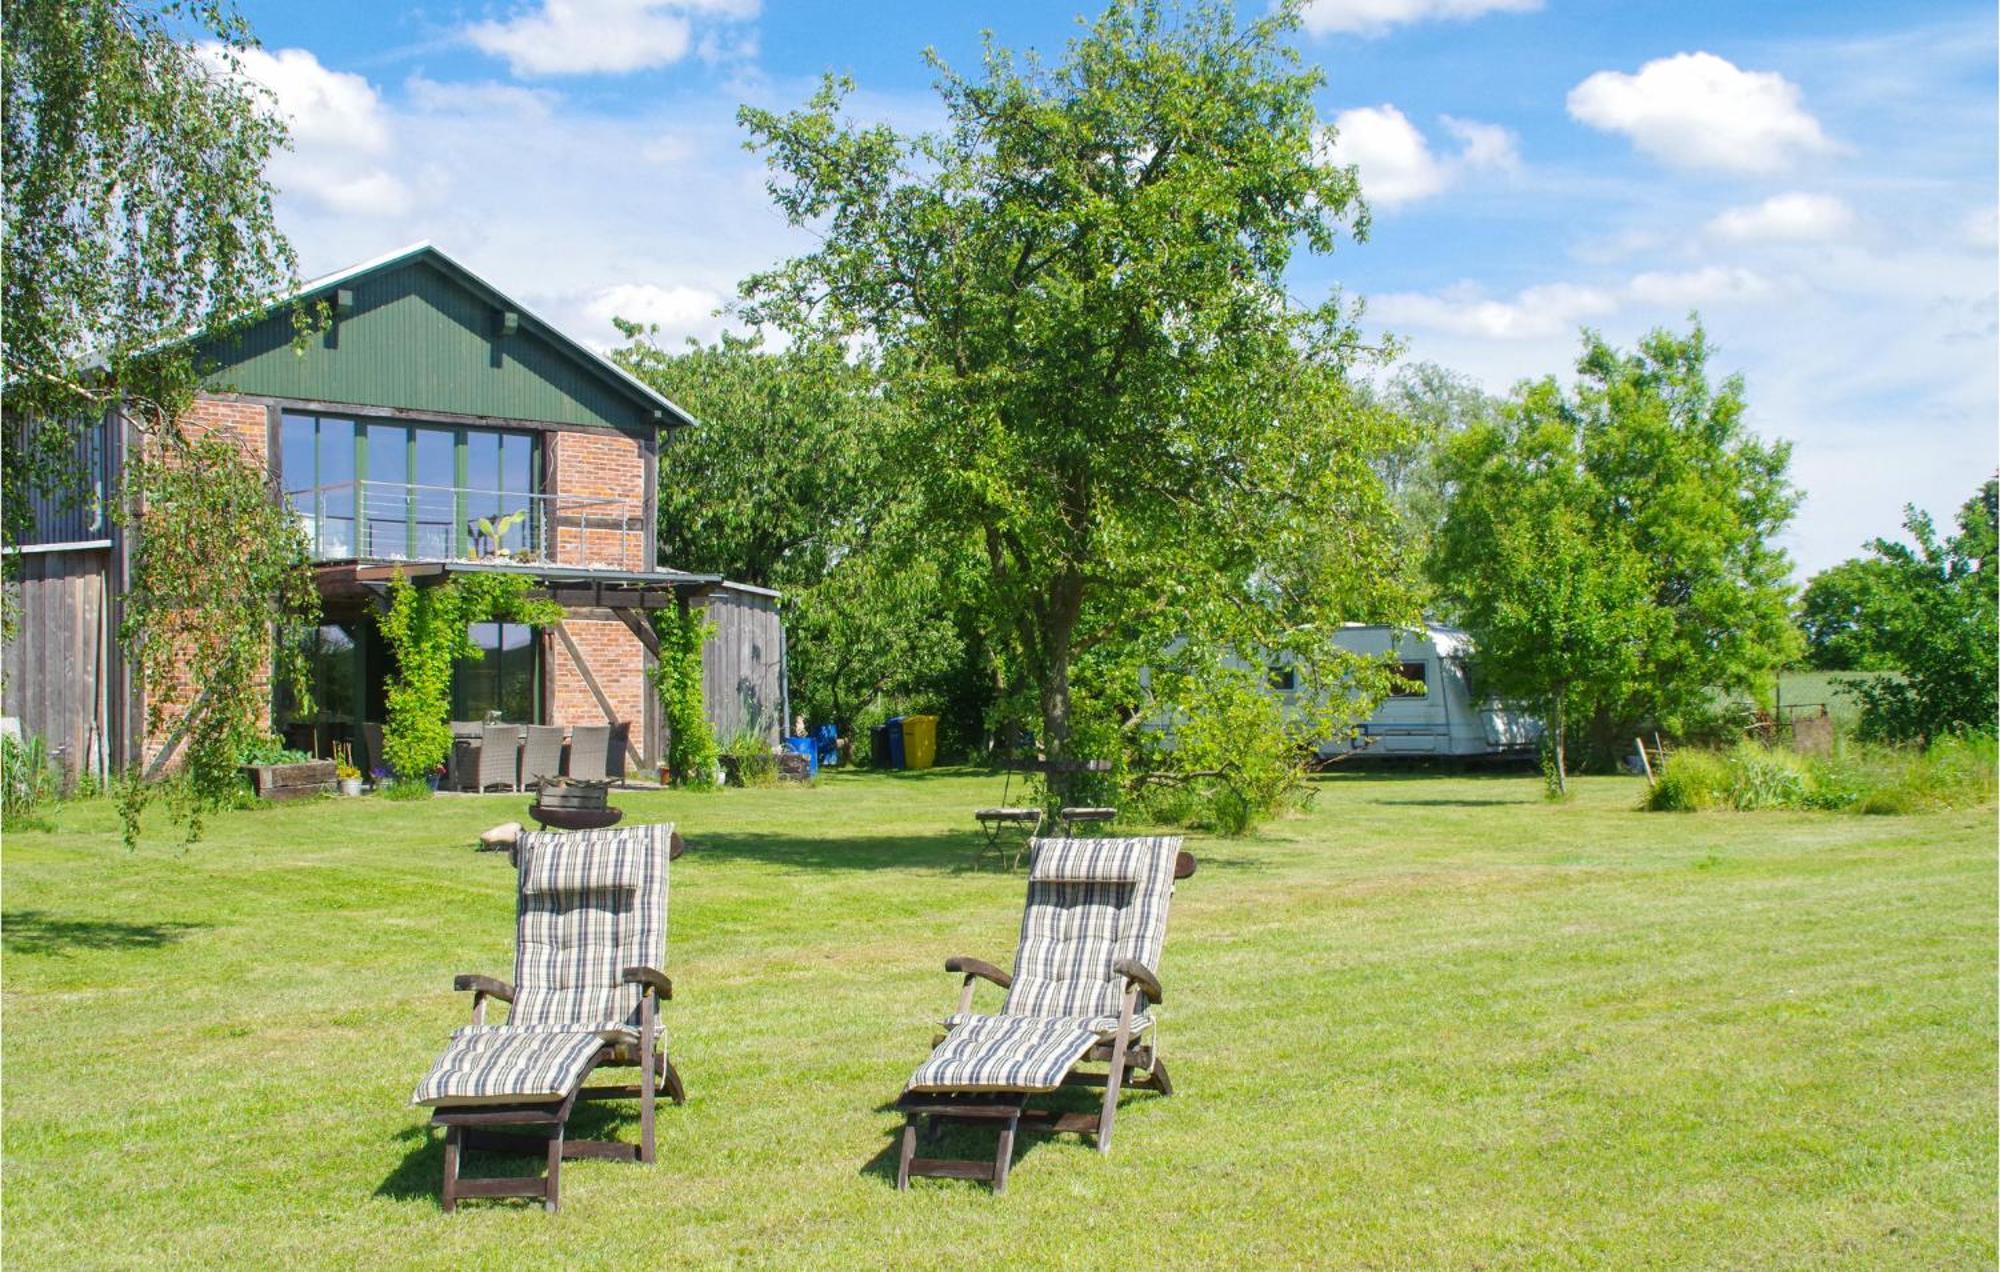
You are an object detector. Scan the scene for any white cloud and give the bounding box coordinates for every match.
[207,45,411,216]
[1300,0,1540,38]
[1372,266,1775,341]
[1567,52,1836,174]
[466,0,759,77]
[1325,105,1519,209]
[581,282,726,345]
[1439,115,1521,171]
[1962,205,1998,249]
[1372,280,1618,340]
[404,76,559,121]
[1625,265,1774,307]
[1707,192,1856,243]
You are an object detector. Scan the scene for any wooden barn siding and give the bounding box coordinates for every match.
[2,548,110,782]
[701,587,784,745]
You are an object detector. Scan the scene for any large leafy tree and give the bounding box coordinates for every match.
[1433,322,1799,768]
[3,0,297,541]
[736,0,1407,779]
[1430,381,1648,791]
[1845,479,1998,744]
[1373,361,1501,594]
[1797,557,1904,671]
[611,329,970,734]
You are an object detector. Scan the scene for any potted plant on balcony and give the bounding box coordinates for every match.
[471,510,530,561]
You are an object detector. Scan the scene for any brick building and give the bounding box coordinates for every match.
[4,243,785,781]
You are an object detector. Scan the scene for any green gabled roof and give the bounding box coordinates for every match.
[193,242,697,435]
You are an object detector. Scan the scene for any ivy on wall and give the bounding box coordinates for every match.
[649,605,718,789]
[378,571,563,787]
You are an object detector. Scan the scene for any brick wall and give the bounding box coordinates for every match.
[545,429,652,760]
[545,613,649,761]
[140,395,273,769]
[548,430,648,571]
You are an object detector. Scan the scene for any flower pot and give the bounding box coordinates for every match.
[339,778,363,797]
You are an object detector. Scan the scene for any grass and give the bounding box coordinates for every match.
[4,768,1994,1267]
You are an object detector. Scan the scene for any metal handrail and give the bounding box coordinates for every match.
[282,479,642,568]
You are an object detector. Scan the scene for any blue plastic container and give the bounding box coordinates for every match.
[884,717,907,769]
[782,735,818,777]
[812,723,839,766]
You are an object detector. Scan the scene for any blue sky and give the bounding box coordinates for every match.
[228,0,1997,576]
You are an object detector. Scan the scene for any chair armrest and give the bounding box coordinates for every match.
[622,966,674,1000]
[1112,958,1163,1003]
[669,830,686,861]
[453,974,514,1002]
[945,956,1012,988]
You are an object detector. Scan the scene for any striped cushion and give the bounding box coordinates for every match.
[412,1027,605,1107]
[1028,838,1144,882]
[1000,836,1180,1023]
[451,1020,650,1044]
[520,840,639,896]
[905,1015,1103,1094]
[507,823,672,1033]
[945,1010,1151,1035]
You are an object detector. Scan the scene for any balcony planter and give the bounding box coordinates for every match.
[242,760,337,802]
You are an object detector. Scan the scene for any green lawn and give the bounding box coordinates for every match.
[4,770,1993,1267]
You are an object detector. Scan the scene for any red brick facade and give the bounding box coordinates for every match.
[544,428,653,757]
[142,395,658,767]
[142,396,274,768]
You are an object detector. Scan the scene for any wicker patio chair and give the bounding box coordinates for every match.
[566,724,610,781]
[477,723,522,792]
[412,822,687,1212]
[520,726,565,788]
[894,835,1193,1193]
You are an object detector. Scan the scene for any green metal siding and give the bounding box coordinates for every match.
[195,259,652,434]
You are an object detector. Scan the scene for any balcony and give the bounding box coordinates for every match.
[284,480,645,572]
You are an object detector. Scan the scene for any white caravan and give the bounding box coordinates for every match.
[1305,624,1541,760]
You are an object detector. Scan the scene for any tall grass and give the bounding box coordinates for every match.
[1647,735,1996,813]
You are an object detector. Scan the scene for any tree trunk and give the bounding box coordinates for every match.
[1552,694,1569,797]
[1034,565,1085,801]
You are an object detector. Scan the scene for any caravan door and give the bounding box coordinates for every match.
[1361,658,1447,753]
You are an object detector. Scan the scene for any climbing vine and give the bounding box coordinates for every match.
[378,571,563,789]
[118,426,321,846]
[648,606,719,789]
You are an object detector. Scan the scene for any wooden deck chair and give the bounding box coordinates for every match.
[520,726,565,788]
[566,724,610,781]
[477,723,521,792]
[895,835,1194,1193]
[411,822,688,1212]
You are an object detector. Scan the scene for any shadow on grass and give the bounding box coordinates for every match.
[376,1102,656,1207]
[687,828,1273,876]
[1370,797,1537,808]
[859,1082,1169,1191]
[1,909,207,956]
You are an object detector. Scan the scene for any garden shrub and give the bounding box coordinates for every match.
[1646,735,1996,814]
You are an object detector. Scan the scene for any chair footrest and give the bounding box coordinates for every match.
[905,1157,997,1181]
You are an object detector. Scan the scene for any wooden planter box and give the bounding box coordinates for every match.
[242,760,337,801]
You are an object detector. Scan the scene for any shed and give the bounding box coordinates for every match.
[700,582,786,746]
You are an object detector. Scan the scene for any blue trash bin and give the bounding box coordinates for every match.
[782,735,818,777]
[884,717,907,770]
[812,723,839,766]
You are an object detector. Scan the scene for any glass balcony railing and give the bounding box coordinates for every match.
[283,480,646,572]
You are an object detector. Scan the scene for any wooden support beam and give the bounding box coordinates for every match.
[550,621,646,769]
[609,607,661,657]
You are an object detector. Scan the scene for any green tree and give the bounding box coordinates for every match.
[1797,557,1904,671]
[3,0,297,542]
[738,0,1407,786]
[1431,381,1648,792]
[610,329,971,736]
[1432,322,1799,769]
[1374,361,1501,591]
[1847,479,1998,744]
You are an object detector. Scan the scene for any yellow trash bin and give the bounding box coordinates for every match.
[901,715,938,770]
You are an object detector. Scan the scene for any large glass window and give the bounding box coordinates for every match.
[282,412,538,560]
[453,622,540,722]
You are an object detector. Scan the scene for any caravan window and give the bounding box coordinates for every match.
[1389,661,1429,697]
